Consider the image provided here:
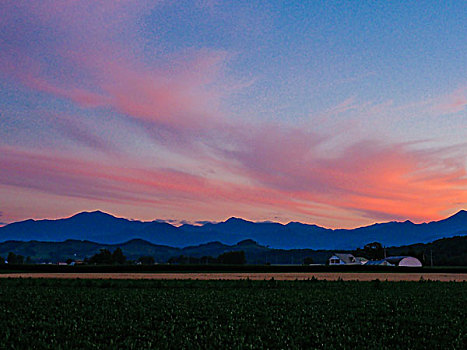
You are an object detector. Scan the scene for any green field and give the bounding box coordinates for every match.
[0,279,465,349]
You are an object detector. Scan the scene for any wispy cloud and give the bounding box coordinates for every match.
[0,1,465,228]
[433,87,467,115]
[216,123,467,223]
[1,120,465,227]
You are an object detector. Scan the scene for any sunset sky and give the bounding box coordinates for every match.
[1,1,466,228]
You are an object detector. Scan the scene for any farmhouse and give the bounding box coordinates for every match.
[328,253,361,265]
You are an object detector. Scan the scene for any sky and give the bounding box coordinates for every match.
[0,1,466,228]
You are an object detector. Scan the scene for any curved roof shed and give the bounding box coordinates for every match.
[385,256,422,267]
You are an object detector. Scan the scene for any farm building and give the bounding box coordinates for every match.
[329,253,361,265]
[366,256,422,267]
[355,257,368,265]
[385,256,422,267]
[365,259,395,266]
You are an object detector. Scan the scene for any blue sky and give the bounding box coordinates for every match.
[0,1,465,227]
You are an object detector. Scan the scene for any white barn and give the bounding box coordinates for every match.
[329,253,361,265]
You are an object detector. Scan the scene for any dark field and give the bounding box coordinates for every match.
[0,279,465,349]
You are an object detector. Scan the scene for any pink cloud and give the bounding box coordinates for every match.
[99,50,228,129]
[393,87,467,117]
[0,41,228,134]
[1,52,228,137]
[434,88,467,115]
[4,146,339,230]
[23,75,109,109]
[218,124,467,223]
[0,147,295,214]
[1,118,465,228]
[0,1,229,133]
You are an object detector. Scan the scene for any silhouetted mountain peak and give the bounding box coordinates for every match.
[452,210,467,218]
[124,238,151,245]
[224,217,250,224]
[185,241,226,249]
[433,209,467,224]
[71,210,116,219]
[237,239,259,246]
[63,239,84,243]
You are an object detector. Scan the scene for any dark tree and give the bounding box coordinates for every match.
[187,256,201,264]
[167,255,202,264]
[217,251,246,264]
[168,255,186,264]
[88,249,113,264]
[303,257,314,265]
[355,242,385,260]
[112,248,126,264]
[200,256,217,264]
[6,252,18,264]
[137,256,155,265]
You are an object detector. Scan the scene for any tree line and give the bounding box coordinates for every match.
[168,251,247,265]
[84,248,156,265]
[84,249,248,265]
[0,252,32,265]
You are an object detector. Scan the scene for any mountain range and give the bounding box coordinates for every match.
[0,210,466,249]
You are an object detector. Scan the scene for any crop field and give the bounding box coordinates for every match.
[0,279,465,349]
[1,271,466,281]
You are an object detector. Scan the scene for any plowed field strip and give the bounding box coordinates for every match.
[0,272,465,281]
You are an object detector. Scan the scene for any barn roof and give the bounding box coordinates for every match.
[365,260,386,265]
[333,253,356,264]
